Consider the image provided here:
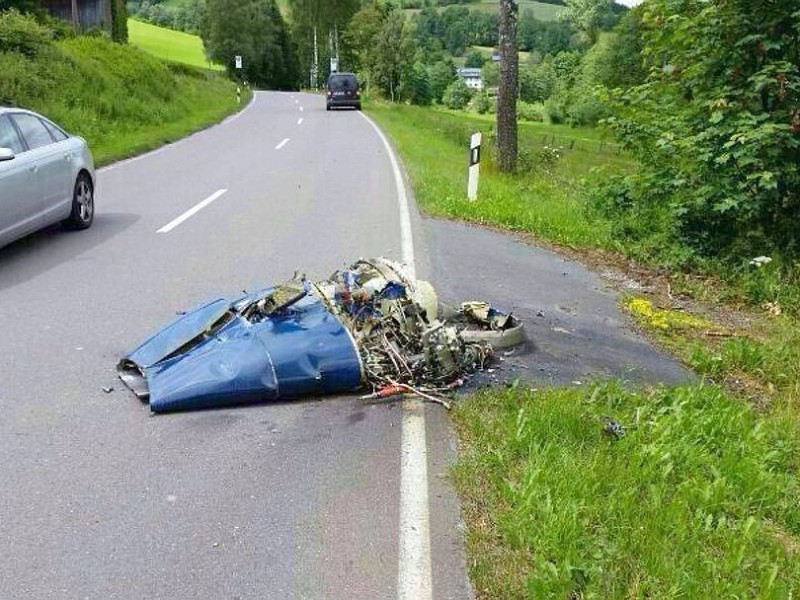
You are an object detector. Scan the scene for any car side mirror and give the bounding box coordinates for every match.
[0,147,15,162]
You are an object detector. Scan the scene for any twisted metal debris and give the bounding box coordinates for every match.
[314,258,524,407]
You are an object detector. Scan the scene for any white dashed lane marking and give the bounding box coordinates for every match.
[157,189,228,233]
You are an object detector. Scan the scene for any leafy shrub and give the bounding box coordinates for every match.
[0,9,52,57]
[517,100,544,122]
[443,78,473,110]
[604,0,800,263]
[469,91,490,114]
[0,51,53,105]
[543,94,567,124]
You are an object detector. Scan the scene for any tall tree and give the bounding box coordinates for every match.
[496,0,519,172]
[372,10,413,102]
[201,0,298,89]
[562,0,613,45]
[288,0,359,83]
[341,2,385,91]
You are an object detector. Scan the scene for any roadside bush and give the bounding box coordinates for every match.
[517,100,544,122]
[543,94,567,124]
[443,78,472,110]
[0,9,52,57]
[469,91,490,114]
[565,92,607,126]
[604,0,800,264]
[0,51,53,105]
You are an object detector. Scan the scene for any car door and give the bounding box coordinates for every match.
[10,112,72,227]
[0,114,41,246]
[40,118,76,222]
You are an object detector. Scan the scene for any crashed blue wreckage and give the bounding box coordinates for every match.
[118,258,524,413]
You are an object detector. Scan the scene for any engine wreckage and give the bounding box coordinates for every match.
[118,258,525,413]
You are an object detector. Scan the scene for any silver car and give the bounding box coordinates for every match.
[0,107,95,249]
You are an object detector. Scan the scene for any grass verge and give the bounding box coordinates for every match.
[367,101,800,598]
[453,383,799,598]
[367,102,628,249]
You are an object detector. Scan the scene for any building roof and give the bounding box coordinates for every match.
[457,68,482,78]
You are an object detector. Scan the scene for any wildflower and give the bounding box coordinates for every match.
[749,256,772,268]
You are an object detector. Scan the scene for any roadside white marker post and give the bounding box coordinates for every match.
[235,55,243,103]
[467,132,481,201]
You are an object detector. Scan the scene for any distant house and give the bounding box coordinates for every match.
[41,0,113,33]
[456,67,483,91]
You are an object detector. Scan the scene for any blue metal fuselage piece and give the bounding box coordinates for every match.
[121,291,363,413]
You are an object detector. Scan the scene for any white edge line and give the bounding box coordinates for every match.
[359,112,431,600]
[221,90,259,125]
[299,106,304,112]
[99,93,258,174]
[157,189,227,233]
[297,118,304,125]
[275,138,290,150]
[359,113,416,278]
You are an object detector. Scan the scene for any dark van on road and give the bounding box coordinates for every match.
[326,73,361,111]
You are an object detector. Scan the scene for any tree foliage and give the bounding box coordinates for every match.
[443,77,472,109]
[561,0,615,45]
[373,10,413,101]
[287,0,359,82]
[603,0,800,261]
[201,0,298,89]
[110,0,127,42]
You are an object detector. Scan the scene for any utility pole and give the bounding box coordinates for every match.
[311,26,319,90]
[496,0,519,172]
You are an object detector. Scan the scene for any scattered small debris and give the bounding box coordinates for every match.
[603,418,625,440]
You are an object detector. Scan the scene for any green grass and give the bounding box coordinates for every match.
[366,102,628,248]
[471,0,564,20]
[128,18,222,71]
[453,383,800,599]
[403,1,562,21]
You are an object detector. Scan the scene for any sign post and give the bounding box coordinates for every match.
[467,132,481,201]
[234,55,243,103]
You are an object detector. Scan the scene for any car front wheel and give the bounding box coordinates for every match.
[64,172,94,230]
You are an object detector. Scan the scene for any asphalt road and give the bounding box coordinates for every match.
[0,91,688,599]
[0,92,469,599]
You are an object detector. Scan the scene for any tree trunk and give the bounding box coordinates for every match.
[496,0,518,172]
[71,0,79,33]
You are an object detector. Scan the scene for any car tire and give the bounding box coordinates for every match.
[326,104,331,111]
[64,172,94,230]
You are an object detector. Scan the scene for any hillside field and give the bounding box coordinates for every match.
[128,18,222,70]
